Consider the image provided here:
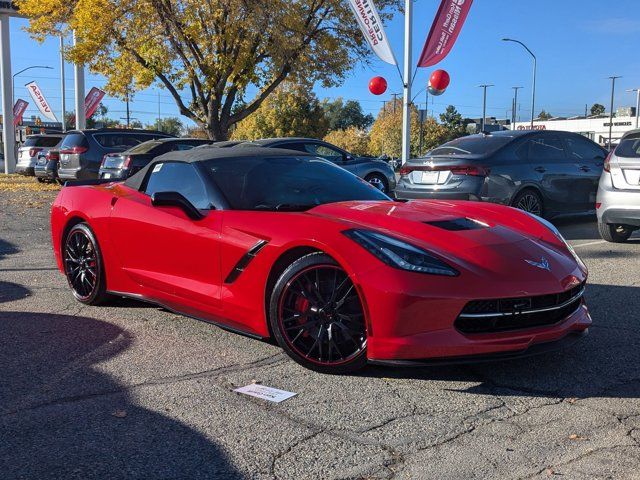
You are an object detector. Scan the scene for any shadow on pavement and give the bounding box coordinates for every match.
[367,283,640,401]
[0,238,19,261]
[0,281,31,303]
[0,311,242,479]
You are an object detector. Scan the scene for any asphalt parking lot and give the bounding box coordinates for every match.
[1,187,639,480]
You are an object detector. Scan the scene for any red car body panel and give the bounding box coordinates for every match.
[51,182,591,362]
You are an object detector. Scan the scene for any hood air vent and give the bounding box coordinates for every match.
[424,217,488,231]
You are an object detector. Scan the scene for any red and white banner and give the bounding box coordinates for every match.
[85,87,106,119]
[13,99,29,126]
[417,0,473,68]
[348,0,397,65]
[25,81,58,122]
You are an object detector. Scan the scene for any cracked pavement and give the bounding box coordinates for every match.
[1,190,639,479]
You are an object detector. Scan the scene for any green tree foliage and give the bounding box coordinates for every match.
[322,98,374,131]
[149,117,184,136]
[439,105,466,141]
[19,0,400,140]
[590,103,606,116]
[537,109,553,120]
[231,83,328,140]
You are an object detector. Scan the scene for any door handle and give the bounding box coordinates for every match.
[579,165,591,172]
[534,166,546,173]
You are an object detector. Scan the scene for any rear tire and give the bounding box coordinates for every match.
[36,177,45,183]
[365,173,389,194]
[598,222,633,243]
[63,223,110,305]
[269,253,368,374]
[512,189,544,217]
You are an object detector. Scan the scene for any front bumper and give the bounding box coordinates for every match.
[357,264,590,363]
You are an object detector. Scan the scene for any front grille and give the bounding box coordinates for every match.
[455,283,585,334]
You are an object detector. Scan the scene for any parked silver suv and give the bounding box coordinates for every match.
[596,129,640,242]
[15,134,64,175]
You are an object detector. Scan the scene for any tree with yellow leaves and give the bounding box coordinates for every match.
[18,0,400,140]
[369,99,448,158]
[323,127,370,156]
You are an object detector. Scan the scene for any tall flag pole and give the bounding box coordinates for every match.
[401,0,412,165]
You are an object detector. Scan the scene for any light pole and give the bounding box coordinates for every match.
[502,38,536,129]
[478,84,494,132]
[608,76,621,148]
[12,65,53,107]
[511,86,522,129]
[400,0,412,165]
[59,36,66,131]
[627,88,640,129]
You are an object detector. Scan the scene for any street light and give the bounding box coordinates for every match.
[608,76,622,148]
[478,84,494,132]
[502,38,536,129]
[12,65,53,107]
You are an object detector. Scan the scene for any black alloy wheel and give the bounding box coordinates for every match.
[63,223,109,305]
[598,222,634,243]
[512,189,544,217]
[269,253,367,374]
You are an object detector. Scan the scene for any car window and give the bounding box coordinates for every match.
[565,136,606,160]
[527,136,567,162]
[615,133,640,158]
[430,135,513,156]
[173,143,200,151]
[60,133,89,150]
[24,136,62,147]
[93,133,145,149]
[202,156,388,210]
[127,141,164,154]
[144,162,211,210]
[302,143,344,162]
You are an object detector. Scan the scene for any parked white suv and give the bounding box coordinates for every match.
[596,129,640,242]
[15,134,64,176]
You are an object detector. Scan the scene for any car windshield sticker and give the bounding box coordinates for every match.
[152,163,163,173]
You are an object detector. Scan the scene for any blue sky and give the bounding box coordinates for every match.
[8,0,640,127]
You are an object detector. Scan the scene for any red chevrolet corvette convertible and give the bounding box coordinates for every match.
[51,147,591,373]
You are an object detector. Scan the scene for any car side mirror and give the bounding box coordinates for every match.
[151,191,205,220]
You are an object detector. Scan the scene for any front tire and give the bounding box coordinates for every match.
[598,222,633,243]
[269,253,368,374]
[63,223,109,305]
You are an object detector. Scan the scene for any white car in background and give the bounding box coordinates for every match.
[15,134,64,176]
[596,129,640,242]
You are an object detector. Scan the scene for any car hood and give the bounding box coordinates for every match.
[308,200,583,288]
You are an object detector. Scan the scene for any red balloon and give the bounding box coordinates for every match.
[368,76,388,95]
[429,69,450,92]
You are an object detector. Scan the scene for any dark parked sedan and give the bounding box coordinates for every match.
[395,130,607,218]
[237,138,397,194]
[34,148,62,183]
[99,138,213,180]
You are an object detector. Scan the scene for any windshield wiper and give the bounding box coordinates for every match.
[254,203,317,212]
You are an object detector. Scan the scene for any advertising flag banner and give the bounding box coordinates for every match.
[25,81,58,122]
[417,0,473,67]
[85,87,106,119]
[13,99,29,126]
[348,0,397,65]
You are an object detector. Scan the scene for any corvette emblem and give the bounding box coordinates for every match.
[525,257,551,271]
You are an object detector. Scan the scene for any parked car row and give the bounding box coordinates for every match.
[11,127,639,243]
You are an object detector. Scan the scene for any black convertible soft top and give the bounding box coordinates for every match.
[124,146,312,191]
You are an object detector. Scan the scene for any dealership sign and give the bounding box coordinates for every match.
[25,81,58,122]
[84,87,106,119]
[12,99,28,126]
[418,0,474,67]
[348,0,397,65]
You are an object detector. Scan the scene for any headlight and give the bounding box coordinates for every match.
[343,229,459,276]
[524,212,586,270]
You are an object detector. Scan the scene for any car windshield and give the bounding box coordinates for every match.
[127,140,164,154]
[202,156,389,210]
[429,134,514,156]
[615,133,640,158]
[23,136,61,148]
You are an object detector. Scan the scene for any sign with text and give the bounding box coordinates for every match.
[348,0,397,65]
[12,99,28,126]
[84,87,106,119]
[25,81,58,122]
[418,0,473,67]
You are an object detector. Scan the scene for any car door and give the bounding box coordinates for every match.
[563,135,606,211]
[520,133,580,213]
[109,161,222,311]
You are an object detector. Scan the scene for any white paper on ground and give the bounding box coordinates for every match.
[233,384,297,403]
